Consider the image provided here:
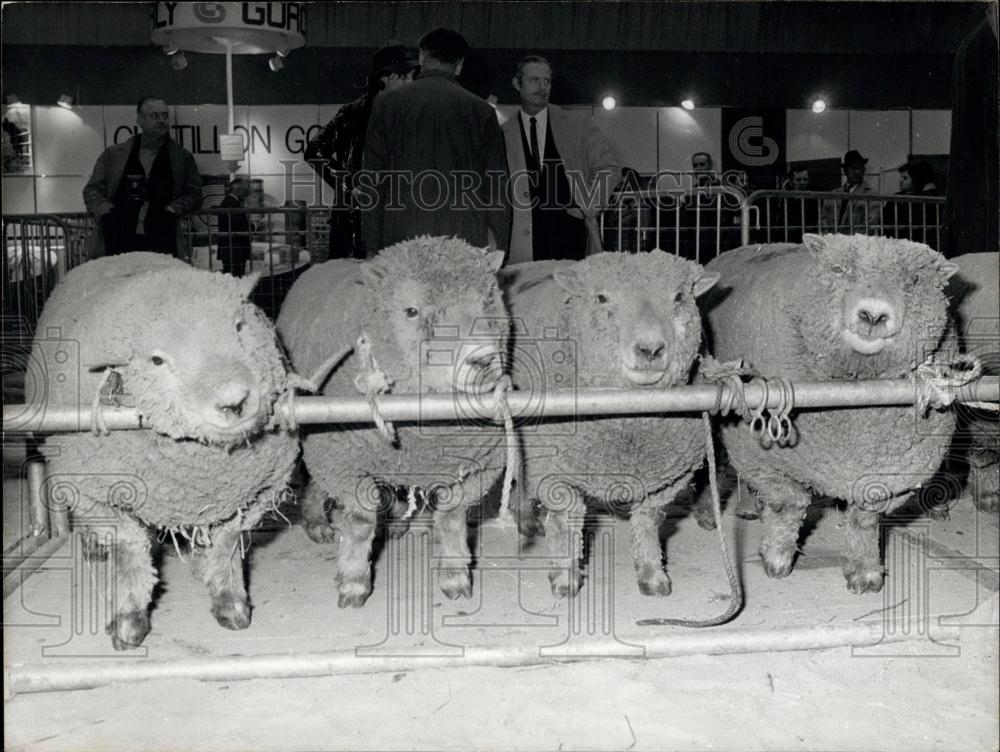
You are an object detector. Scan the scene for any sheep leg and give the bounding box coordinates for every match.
[842,503,885,594]
[631,479,691,597]
[754,473,811,579]
[335,477,380,608]
[544,488,587,598]
[432,489,473,600]
[79,511,156,651]
[190,511,261,631]
[968,446,999,513]
[301,480,337,544]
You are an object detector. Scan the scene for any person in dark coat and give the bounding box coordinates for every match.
[361,27,511,255]
[83,96,202,257]
[305,42,419,260]
[216,177,252,277]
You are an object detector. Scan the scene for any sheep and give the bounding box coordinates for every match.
[701,234,960,593]
[276,236,508,607]
[505,251,719,598]
[946,252,999,512]
[31,252,300,650]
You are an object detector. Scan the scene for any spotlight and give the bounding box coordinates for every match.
[268,55,284,72]
[275,43,290,58]
[811,97,828,114]
[163,41,179,56]
[5,94,21,106]
[171,51,188,71]
[681,98,695,111]
[486,94,498,109]
[57,94,75,109]
[602,96,616,111]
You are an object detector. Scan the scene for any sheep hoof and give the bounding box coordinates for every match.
[212,592,251,630]
[759,546,796,579]
[693,511,717,530]
[337,581,372,608]
[845,568,884,594]
[637,568,673,597]
[548,570,583,598]
[438,570,472,599]
[81,532,108,561]
[304,521,337,544]
[106,610,150,651]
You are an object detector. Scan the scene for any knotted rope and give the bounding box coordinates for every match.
[89,367,124,436]
[353,333,397,447]
[492,374,520,523]
[916,353,985,415]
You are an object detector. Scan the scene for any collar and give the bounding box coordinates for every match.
[417,68,458,82]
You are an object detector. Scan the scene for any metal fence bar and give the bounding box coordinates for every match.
[4,376,997,434]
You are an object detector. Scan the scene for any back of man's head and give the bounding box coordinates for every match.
[419,27,468,66]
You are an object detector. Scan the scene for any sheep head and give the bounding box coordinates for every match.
[796,233,958,379]
[357,236,507,394]
[86,269,288,446]
[553,251,718,388]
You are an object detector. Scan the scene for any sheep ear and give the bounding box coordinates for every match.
[938,260,960,282]
[484,250,505,273]
[802,233,826,258]
[240,272,261,298]
[360,259,389,287]
[553,268,587,297]
[692,271,720,298]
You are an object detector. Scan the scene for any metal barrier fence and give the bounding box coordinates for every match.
[600,185,746,262]
[741,190,945,249]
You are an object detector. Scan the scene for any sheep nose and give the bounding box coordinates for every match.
[851,298,898,337]
[215,383,250,420]
[633,339,666,364]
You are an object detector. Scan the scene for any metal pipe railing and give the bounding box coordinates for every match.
[4,377,998,434]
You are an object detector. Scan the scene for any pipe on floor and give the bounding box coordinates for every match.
[4,620,960,696]
[2,534,71,601]
[3,376,999,433]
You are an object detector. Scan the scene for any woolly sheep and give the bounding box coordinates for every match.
[31,253,300,649]
[505,251,718,597]
[702,234,959,593]
[946,252,999,512]
[276,236,507,607]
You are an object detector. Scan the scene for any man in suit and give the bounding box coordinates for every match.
[821,149,881,233]
[216,177,252,277]
[502,56,620,264]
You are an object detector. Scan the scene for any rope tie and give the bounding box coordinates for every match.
[353,333,397,446]
[272,344,355,432]
[492,374,520,522]
[636,412,743,628]
[916,353,984,415]
[89,367,124,436]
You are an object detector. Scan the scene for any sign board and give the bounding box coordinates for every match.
[151,2,306,55]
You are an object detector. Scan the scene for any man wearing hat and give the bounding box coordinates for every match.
[821,149,881,232]
[305,42,419,259]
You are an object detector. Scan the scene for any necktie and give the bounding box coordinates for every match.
[529,116,539,166]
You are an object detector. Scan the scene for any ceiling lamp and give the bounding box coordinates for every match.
[811,97,828,114]
[268,55,284,72]
[681,98,695,111]
[170,51,188,71]
[57,94,75,109]
[602,95,617,111]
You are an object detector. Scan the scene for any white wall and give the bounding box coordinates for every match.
[2,104,952,214]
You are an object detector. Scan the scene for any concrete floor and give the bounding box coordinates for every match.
[3,460,999,751]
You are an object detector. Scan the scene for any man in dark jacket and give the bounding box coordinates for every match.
[83,96,202,257]
[216,177,252,277]
[361,27,511,255]
[305,42,419,260]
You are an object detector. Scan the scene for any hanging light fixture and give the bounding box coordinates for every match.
[57,94,75,109]
[268,55,284,72]
[602,95,617,111]
[681,98,696,111]
[171,51,188,70]
[810,96,828,114]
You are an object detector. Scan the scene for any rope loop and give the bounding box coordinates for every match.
[916,353,984,415]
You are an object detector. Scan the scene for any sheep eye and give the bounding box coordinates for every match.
[597,293,609,304]
[151,355,165,366]
[404,307,420,319]
[236,320,244,333]
[674,291,684,304]
[831,264,847,275]
[910,274,920,285]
